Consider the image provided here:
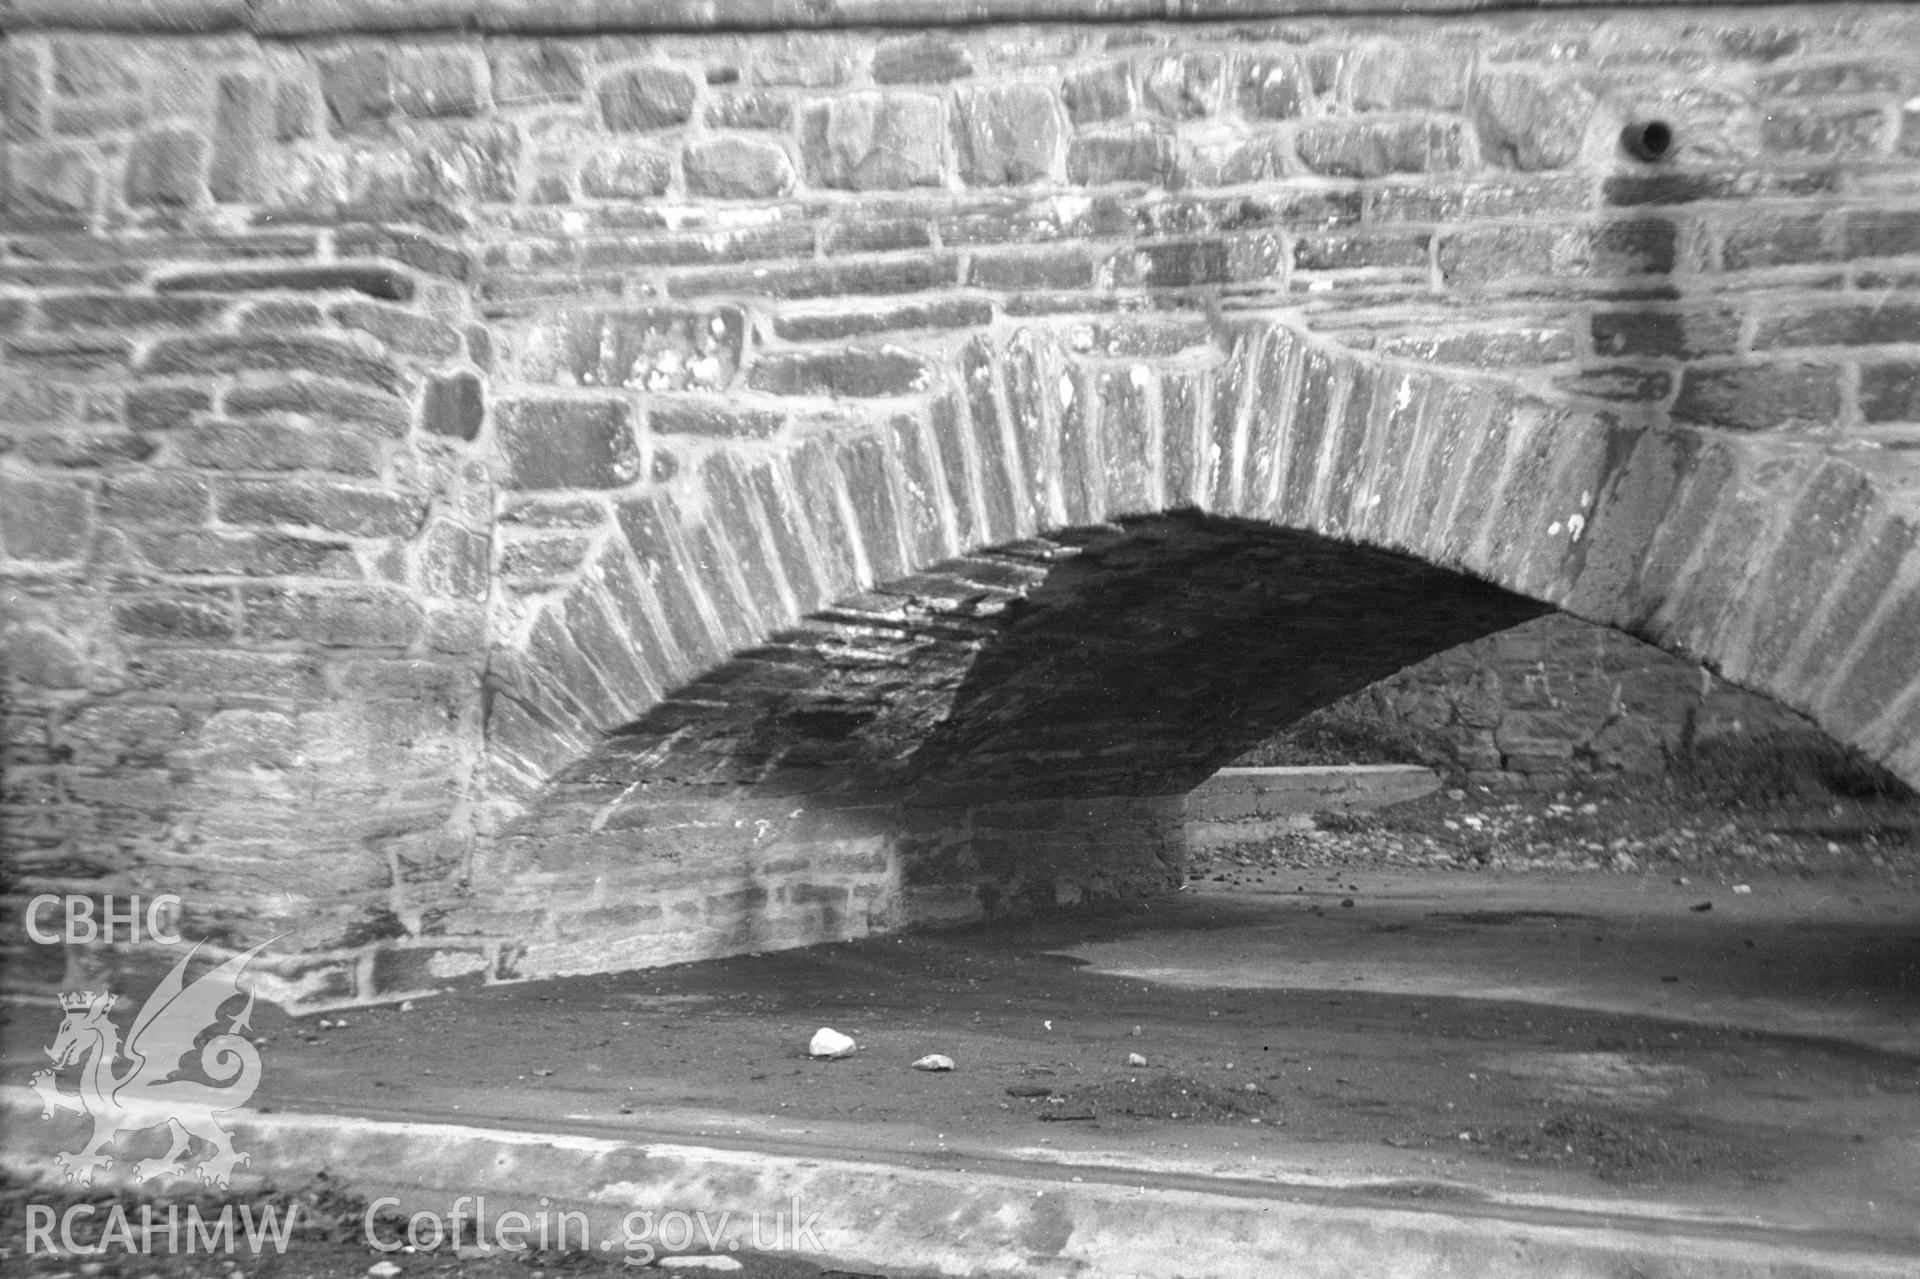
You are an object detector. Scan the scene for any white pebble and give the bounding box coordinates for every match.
[660,1257,742,1272]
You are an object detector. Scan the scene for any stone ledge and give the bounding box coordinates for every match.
[1186,763,1441,846]
[0,0,1828,37]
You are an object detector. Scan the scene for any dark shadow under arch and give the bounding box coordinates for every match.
[479,515,1550,976]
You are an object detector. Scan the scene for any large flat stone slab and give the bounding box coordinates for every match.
[1186,763,1441,845]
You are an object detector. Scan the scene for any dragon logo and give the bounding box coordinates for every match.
[28,940,272,1187]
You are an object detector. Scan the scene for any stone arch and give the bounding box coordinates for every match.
[468,318,1920,979]
[487,319,1920,799]
[9,5,1920,1005]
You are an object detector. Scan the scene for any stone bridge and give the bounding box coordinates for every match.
[3,0,1919,1006]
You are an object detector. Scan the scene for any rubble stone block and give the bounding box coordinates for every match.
[274,80,316,141]
[21,432,157,468]
[1755,304,1920,350]
[683,135,796,199]
[218,478,428,538]
[0,474,89,561]
[1763,105,1886,156]
[649,402,785,438]
[6,624,86,689]
[1672,362,1842,431]
[801,91,945,190]
[331,301,461,359]
[747,348,931,398]
[243,585,423,648]
[496,398,642,490]
[1,42,47,141]
[525,306,743,392]
[132,529,358,578]
[1236,56,1305,120]
[771,297,988,342]
[1722,212,1837,269]
[1293,232,1429,272]
[98,472,209,525]
[422,369,486,440]
[491,43,586,104]
[1347,45,1470,111]
[578,146,672,198]
[968,247,1092,290]
[872,35,972,84]
[321,47,480,129]
[226,379,409,437]
[1297,119,1465,179]
[705,90,791,130]
[1438,220,1675,285]
[142,335,405,396]
[9,143,97,215]
[335,226,472,282]
[1142,53,1224,119]
[417,520,490,600]
[600,65,698,132]
[1471,68,1593,170]
[62,704,187,766]
[1552,366,1674,403]
[1067,126,1175,187]
[175,420,379,476]
[40,294,225,332]
[112,592,235,642]
[1862,361,1920,422]
[392,49,484,120]
[500,535,593,586]
[52,41,138,98]
[209,75,270,202]
[955,84,1063,186]
[319,49,391,130]
[1062,61,1132,124]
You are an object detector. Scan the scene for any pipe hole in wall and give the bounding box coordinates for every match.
[1622,120,1675,162]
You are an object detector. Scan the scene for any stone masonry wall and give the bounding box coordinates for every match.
[1255,611,1857,788]
[5,2,1920,1005]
